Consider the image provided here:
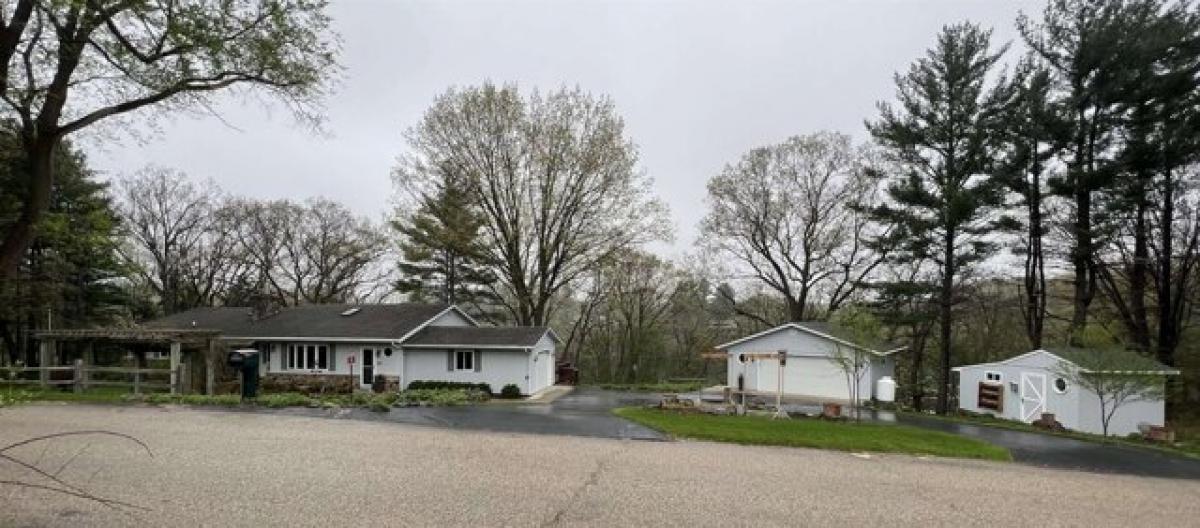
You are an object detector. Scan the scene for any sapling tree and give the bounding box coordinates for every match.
[1054,345,1168,437]
[827,306,884,422]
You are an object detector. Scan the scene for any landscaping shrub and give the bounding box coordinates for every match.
[406,380,492,394]
[396,388,474,406]
[367,393,398,412]
[0,389,31,407]
[500,384,522,399]
[126,393,242,406]
[256,392,314,408]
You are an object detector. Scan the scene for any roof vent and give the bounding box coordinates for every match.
[340,307,361,317]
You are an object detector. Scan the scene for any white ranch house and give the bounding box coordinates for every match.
[716,322,904,402]
[146,304,560,395]
[954,349,1178,436]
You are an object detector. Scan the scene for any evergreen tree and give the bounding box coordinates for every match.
[1019,0,1152,337]
[392,178,498,314]
[996,58,1067,350]
[0,129,133,364]
[866,23,1013,414]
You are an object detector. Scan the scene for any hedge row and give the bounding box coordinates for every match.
[406,380,492,393]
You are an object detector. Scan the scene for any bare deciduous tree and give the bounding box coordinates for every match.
[700,131,887,323]
[116,167,242,314]
[397,83,670,325]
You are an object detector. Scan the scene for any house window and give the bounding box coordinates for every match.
[287,344,330,372]
[985,371,1002,382]
[455,350,474,371]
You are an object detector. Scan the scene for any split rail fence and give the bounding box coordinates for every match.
[3,360,181,394]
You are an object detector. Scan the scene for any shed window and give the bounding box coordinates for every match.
[455,350,474,371]
[985,371,1002,382]
[1054,377,1068,394]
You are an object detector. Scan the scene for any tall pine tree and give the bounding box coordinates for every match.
[867,23,1013,414]
[392,178,498,315]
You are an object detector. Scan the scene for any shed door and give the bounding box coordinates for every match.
[1019,372,1046,422]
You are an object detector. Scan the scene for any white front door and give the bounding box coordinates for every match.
[1019,372,1046,422]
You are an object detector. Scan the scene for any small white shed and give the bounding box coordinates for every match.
[716,322,905,402]
[954,348,1178,436]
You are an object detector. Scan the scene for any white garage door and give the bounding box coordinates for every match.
[784,357,851,400]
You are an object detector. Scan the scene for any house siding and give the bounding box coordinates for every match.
[403,348,533,394]
[427,309,475,327]
[528,334,557,394]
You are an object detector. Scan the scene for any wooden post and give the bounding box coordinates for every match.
[206,339,218,395]
[38,339,53,387]
[73,359,83,394]
[773,350,787,420]
[169,341,181,395]
[134,350,145,395]
[81,342,94,389]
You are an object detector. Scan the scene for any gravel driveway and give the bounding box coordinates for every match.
[3,404,1198,527]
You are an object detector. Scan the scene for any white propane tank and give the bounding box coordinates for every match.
[875,376,897,403]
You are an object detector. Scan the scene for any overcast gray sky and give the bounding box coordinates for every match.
[87,0,1043,256]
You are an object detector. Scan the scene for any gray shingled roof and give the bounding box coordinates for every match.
[794,321,905,353]
[1044,346,1178,374]
[143,304,452,339]
[404,326,552,348]
[143,307,256,334]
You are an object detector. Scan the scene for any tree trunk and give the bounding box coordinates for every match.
[1070,185,1093,341]
[1023,163,1046,350]
[0,139,55,277]
[909,329,927,411]
[1129,172,1151,351]
[1156,176,1177,367]
[936,228,955,415]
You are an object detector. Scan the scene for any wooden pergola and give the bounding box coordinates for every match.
[34,328,225,395]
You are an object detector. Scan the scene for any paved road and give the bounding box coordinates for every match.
[3,405,1198,527]
[255,387,668,440]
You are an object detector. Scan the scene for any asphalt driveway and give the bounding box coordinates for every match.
[257,387,668,441]
[232,388,1200,479]
[891,412,1200,480]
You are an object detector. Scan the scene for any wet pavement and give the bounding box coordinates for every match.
[252,387,669,441]
[222,388,1200,479]
[891,412,1200,480]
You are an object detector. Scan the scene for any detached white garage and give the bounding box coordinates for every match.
[717,322,905,402]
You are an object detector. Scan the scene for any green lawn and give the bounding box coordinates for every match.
[615,407,1011,461]
[0,385,154,403]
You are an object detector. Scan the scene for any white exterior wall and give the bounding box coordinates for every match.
[427,309,475,327]
[528,334,557,394]
[723,326,886,401]
[403,348,534,394]
[256,340,399,388]
[956,350,1167,436]
[1074,379,1167,436]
